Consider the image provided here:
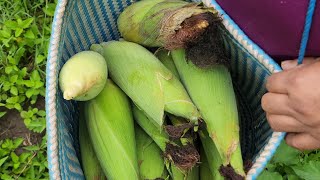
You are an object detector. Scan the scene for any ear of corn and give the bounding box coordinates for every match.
[79,104,106,180]
[132,104,199,175]
[118,0,167,46]
[199,130,224,180]
[187,166,199,180]
[135,124,169,180]
[171,164,199,180]
[154,48,200,180]
[132,103,171,152]
[169,115,199,180]
[90,41,200,128]
[118,0,219,49]
[130,0,189,48]
[199,143,214,180]
[59,51,107,101]
[170,160,199,180]
[84,79,139,179]
[171,48,245,176]
[166,115,194,146]
[155,48,198,145]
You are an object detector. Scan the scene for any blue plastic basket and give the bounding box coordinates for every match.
[45,0,286,179]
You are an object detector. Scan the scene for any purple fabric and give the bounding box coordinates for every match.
[215,0,320,62]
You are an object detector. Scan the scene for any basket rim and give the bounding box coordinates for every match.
[45,0,285,180]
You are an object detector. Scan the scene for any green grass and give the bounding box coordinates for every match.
[0,0,56,179]
[0,0,319,179]
[258,141,320,180]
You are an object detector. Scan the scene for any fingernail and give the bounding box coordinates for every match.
[281,60,296,70]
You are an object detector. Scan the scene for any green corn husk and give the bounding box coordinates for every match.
[90,41,201,128]
[118,0,167,46]
[132,104,199,177]
[166,115,194,146]
[155,50,199,180]
[200,129,245,179]
[155,48,180,80]
[79,104,107,180]
[171,165,199,180]
[171,49,245,177]
[155,48,197,145]
[84,79,139,179]
[200,130,224,180]
[135,124,169,180]
[132,104,170,151]
[169,115,199,180]
[199,143,214,180]
[187,167,199,180]
[118,0,220,49]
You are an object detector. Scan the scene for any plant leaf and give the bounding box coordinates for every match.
[0,112,7,118]
[11,152,19,163]
[272,141,300,165]
[10,86,18,96]
[14,103,22,111]
[9,75,18,83]
[19,152,31,162]
[42,3,56,16]
[26,89,34,98]
[31,70,41,81]
[24,29,35,39]
[6,96,19,104]
[13,138,24,148]
[14,47,26,64]
[0,30,11,38]
[15,28,23,37]
[292,161,320,180]
[0,173,13,180]
[22,18,34,29]
[23,145,40,151]
[0,156,9,166]
[287,174,301,180]
[37,110,46,117]
[36,54,45,64]
[5,66,13,74]
[23,80,34,87]
[257,171,283,180]
[4,20,17,28]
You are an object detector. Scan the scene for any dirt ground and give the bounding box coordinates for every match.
[0,97,45,152]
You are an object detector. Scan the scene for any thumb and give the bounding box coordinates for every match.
[281,57,319,70]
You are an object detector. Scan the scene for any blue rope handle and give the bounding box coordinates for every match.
[297,0,317,65]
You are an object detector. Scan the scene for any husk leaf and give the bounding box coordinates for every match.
[171,48,245,176]
[84,79,139,179]
[91,41,200,128]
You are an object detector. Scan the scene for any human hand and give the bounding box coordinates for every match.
[262,57,320,150]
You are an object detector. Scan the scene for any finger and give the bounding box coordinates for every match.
[266,113,306,132]
[281,57,319,70]
[265,72,290,94]
[285,133,320,151]
[261,93,293,115]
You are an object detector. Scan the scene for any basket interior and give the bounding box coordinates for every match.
[53,0,274,177]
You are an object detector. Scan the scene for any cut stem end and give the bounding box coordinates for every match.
[219,164,245,180]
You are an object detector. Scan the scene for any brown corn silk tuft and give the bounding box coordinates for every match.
[164,143,200,171]
[164,123,193,139]
[165,12,212,50]
[185,13,228,68]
